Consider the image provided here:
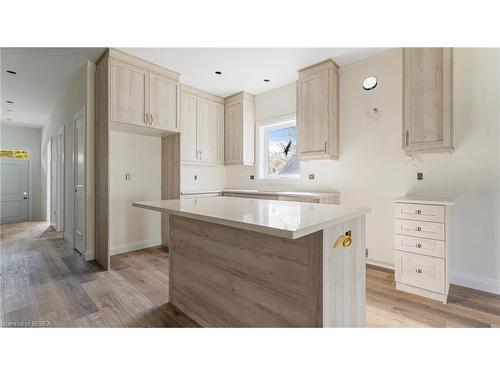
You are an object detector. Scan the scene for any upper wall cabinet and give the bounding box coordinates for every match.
[224,91,255,165]
[403,48,453,154]
[181,85,224,164]
[108,49,180,135]
[297,59,339,160]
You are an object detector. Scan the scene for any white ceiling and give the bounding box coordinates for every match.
[1,48,104,128]
[1,47,389,128]
[120,48,389,97]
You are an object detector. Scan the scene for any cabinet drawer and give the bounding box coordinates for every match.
[394,235,445,258]
[394,203,445,223]
[394,219,445,240]
[395,251,445,293]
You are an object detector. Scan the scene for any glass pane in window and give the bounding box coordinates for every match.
[267,125,298,176]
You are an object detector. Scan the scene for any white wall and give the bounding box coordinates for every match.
[225,48,500,293]
[109,131,162,254]
[0,124,43,221]
[41,61,95,259]
[181,164,226,192]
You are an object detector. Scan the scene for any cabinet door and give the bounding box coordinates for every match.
[403,48,453,153]
[110,60,148,127]
[180,92,198,162]
[224,101,243,163]
[150,73,179,131]
[297,69,329,158]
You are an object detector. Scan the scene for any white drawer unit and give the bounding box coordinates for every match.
[394,196,454,303]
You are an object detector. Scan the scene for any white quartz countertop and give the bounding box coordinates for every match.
[180,188,340,198]
[395,195,455,206]
[132,196,370,239]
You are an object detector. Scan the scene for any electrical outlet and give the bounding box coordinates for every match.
[125,173,131,181]
[417,172,423,181]
[308,174,315,180]
[194,175,198,180]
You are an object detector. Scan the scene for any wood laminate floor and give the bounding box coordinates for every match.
[1,222,499,328]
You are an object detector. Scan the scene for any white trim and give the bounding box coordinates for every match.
[450,272,500,295]
[255,113,299,180]
[110,239,162,255]
[366,259,395,270]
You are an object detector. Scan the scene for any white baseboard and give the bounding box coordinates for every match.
[450,272,500,295]
[63,232,73,243]
[110,239,162,256]
[366,258,394,270]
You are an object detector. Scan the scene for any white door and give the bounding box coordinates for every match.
[0,157,29,224]
[50,137,57,228]
[74,110,85,255]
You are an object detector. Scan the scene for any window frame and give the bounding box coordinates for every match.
[256,114,300,181]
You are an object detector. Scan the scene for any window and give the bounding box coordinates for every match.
[257,116,300,179]
[0,149,29,159]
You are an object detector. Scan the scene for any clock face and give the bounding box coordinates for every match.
[362,76,378,90]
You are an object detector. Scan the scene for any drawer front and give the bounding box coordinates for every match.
[394,203,445,223]
[395,251,445,293]
[394,218,445,240]
[394,235,445,258]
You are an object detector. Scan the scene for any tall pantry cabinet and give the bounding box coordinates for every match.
[95,49,181,270]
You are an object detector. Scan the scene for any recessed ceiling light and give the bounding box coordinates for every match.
[264,79,270,82]
[6,100,14,104]
[362,76,378,91]
[215,71,222,75]
[6,70,17,75]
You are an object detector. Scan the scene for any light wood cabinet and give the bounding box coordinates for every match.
[180,85,224,164]
[110,54,180,133]
[150,73,180,131]
[403,48,453,154]
[110,60,149,127]
[224,91,255,165]
[297,59,339,160]
[394,196,454,303]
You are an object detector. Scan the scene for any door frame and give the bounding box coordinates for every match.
[73,106,86,257]
[1,145,34,222]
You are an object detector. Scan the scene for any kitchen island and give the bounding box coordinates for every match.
[132,197,370,327]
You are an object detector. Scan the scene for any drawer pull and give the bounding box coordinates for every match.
[416,226,422,231]
[416,243,422,248]
[415,209,422,214]
[416,268,423,274]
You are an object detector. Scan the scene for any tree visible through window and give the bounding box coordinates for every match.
[267,125,298,176]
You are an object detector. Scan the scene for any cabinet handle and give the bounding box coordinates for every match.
[145,113,148,125]
[405,130,409,148]
[416,268,423,274]
[324,141,327,153]
[151,113,154,126]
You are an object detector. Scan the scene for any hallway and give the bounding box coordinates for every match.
[1,222,499,328]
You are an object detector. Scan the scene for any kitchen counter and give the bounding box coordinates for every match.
[132,196,370,327]
[132,197,368,239]
[180,188,341,204]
